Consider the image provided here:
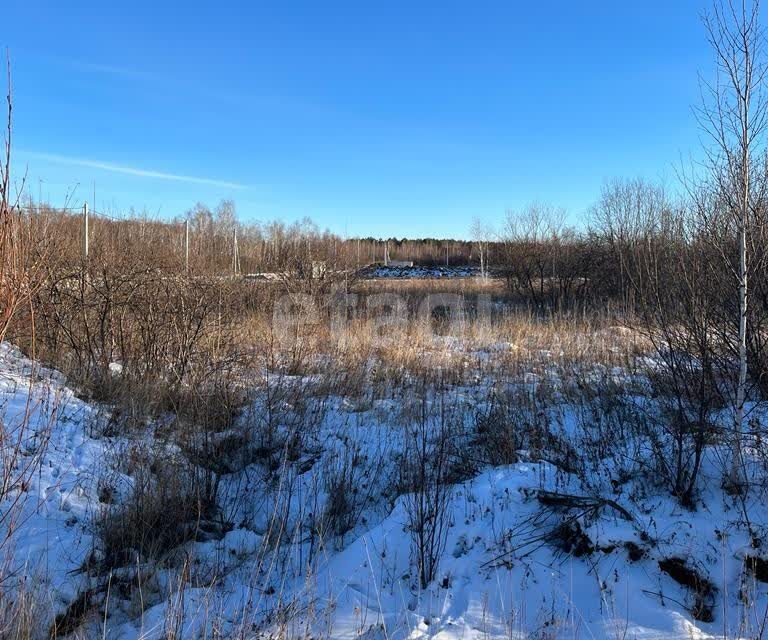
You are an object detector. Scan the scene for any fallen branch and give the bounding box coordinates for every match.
[536,490,634,521]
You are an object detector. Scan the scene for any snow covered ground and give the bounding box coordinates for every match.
[0,343,104,631]
[2,341,768,639]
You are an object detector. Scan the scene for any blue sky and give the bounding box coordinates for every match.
[4,1,714,238]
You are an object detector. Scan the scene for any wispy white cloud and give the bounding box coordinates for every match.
[31,53,156,81]
[22,151,247,190]
[67,61,152,79]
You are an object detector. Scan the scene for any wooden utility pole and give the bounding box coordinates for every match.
[184,219,190,274]
[82,202,89,260]
[232,228,240,275]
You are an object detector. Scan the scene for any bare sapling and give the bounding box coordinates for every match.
[698,0,768,490]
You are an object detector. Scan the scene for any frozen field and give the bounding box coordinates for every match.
[3,335,768,639]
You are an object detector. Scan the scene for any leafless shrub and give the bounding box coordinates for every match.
[26,266,246,432]
[399,387,457,590]
[473,396,521,467]
[0,58,59,640]
[97,447,221,571]
[320,441,369,546]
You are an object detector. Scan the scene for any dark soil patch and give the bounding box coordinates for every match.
[550,520,594,557]
[745,555,768,583]
[625,540,646,562]
[49,587,101,638]
[658,557,717,623]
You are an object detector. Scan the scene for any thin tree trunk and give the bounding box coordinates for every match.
[733,211,749,488]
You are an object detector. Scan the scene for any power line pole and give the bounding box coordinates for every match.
[232,228,240,275]
[82,202,89,260]
[184,219,190,274]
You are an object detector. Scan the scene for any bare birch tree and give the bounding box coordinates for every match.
[697,0,768,489]
[470,217,493,281]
